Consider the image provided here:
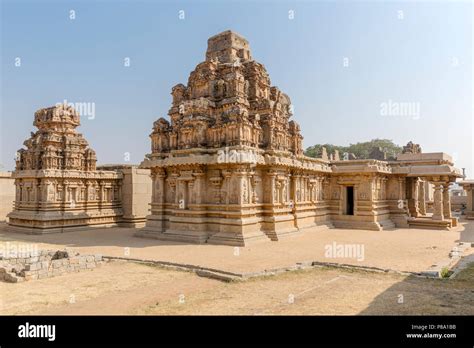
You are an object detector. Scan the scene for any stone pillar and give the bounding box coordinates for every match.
[323,179,329,200]
[397,177,406,212]
[85,181,91,203]
[268,172,277,204]
[235,171,246,205]
[98,182,105,210]
[155,170,166,204]
[34,179,41,203]
[309,182,315,203]
[150,171,157,204]
[223,170,232,205]
[467,187,473,212]
[188,180,195,205]
[381,177,387,200]
[15,180,21,203]
[319,177,325,201]
[413,178,419,215]
[250,174,259,204]
[300,176,305,202]
[193,171,205,205]
[276,180,282,204]
[169,180,177,205]
[117,181,122,202]
[418,180,426,215]
[285,177,290,203]
[291,174,299,204]
[407,177,420,217]
[398,177,403,199]
[178,180,189,208]
[432,182,444,221]
[442,182,452,219]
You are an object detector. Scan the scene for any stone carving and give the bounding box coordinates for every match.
[149,30,303,156]
[15,104,97,171]
[402,141,422,154]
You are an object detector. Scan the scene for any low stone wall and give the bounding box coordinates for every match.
[0,249,103,283]
[97,165,152,227]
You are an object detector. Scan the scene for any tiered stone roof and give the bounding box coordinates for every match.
[150,30,303,157]
[15,104,96,171]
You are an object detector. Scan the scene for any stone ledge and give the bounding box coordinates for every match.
[420,242,473,278]
[105,252,470,283]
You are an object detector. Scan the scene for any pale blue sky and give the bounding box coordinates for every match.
[1,0,472,175]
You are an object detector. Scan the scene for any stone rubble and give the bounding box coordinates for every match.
[0,249,103,283]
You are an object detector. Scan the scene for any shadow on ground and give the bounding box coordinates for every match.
[359,263,474,315]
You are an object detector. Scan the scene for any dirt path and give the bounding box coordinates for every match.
[1,260,473,315]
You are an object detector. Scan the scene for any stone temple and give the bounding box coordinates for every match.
[138,30,462,246]
[4,30,464,245]
[7,104,124,232]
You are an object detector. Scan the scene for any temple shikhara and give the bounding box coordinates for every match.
[5,31,464,245]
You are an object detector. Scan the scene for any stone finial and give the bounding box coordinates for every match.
[206,30,251,64]
[321,147,328,161]
[334,150,340,161]
[149,30,302,156]
[402,141,422,154]
[34,103,80,130]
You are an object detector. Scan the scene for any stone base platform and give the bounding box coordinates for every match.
[332,219,395,231]
[6,223,122,235]
[136,219,335,246]
[7,209,123,234]
[408,217,452,230]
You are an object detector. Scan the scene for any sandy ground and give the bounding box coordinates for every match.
[1,259,473,315]
[1,219,473,275]
[1,219,473,315]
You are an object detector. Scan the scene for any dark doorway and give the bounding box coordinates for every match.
[346,186,354,215]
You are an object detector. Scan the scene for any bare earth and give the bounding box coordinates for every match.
[1,260,473,315]
[1,219,473,315]
[0,218,473,275]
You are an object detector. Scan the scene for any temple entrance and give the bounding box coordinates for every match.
[345,186,354,215]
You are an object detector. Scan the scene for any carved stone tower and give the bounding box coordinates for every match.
[139,31,327,246]
[8,104,123,233]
